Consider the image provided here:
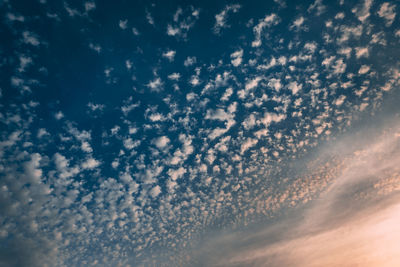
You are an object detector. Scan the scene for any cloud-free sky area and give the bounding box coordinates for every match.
[1,0,400,266]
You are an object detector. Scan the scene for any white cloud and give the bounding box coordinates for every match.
[123,138,139,150]
[18,55,32,72]
[149,185,161,198]
[205,108,232,121]
[154,136,170,149]
[162,50,176,62]
[148,112,166,122]
[121,102,140,116]
[37,128,49,138]
[252,13,280,47]
[168,73,181,81]
[355,47,369,58]
[268,78,282,91]
[53,111,64,120]
[22,31,40,46]
[230,49,243,67]
[290,16,305,31]
[132,27,140,35]
[377,2,396,26]
[332,58,346,74]
[167,25,180,36]
[240,138,258,154]
[189,76,200,86]
[84,1,96,12]
[119,19,128,29]
[213,4,241,34]
[87,102,105,112]
[307,0,326,16]
[89,43,101,53]
[6,12,25,22]
[168,167,186,181]
[358,65,370,75]
[146,10,154,25]
[81,157,101,170]
[288,81,302,94]
[184,56,197,67]
[335,95,346,106]
[166,6,200,38]
[147,77,163,92]
[245,76,262,91]
[242,114,257,130]
[209,127,229,140]
[221,87,233,101]
[259,112,286,127]
[352,0,373,23]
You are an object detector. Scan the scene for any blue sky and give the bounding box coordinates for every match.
[1,0,400,266]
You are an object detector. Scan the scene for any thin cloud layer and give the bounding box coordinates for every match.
[190,123,400,266]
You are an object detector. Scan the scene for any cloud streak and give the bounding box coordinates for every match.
[188,121,400,267]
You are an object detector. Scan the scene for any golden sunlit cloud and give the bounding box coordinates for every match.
[190,123,400,267]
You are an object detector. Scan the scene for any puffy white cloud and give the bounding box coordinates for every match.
[154,136,170,149]
[147,77,163,92]
[166,6,200,38]
[230,49,243,67]
[213,4,241,34]
[168,72,181,81]
[54,111,64,120]
[245,76,262,91]
[184,56,196,67]
[335,95,346,106]
[22,31,40,46]
[119,19,128,29]
[162,50,176,62]
[355,47,369,58]
[287,81,302,94]
[168,167,186,180]
[150,185,161,198]
[81,157,101,170]
[240,137,258,154]
[377,2,396,26]
[252,13,280,47]
[358,65,370,74]
[205,108,232,121]
[352,0,373,23]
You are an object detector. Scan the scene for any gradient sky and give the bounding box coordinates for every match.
[1,0,400,266]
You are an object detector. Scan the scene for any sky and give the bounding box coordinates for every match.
[0,0,400,266]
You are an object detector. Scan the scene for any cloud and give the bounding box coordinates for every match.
[307,0,326,16]
[147,77,163,92]
[213,4,241,34]
[162,50,176,62]
[355,47,369,58]
[22,31,40,46]
[252,13,280,47]
[166,6,200,38]
[184,56,197,67]
[81,157,101,170]
[187,121,400,267]
[352,0,373,23]
[230,49,243,67]
[150,185,161,198]
[154,136,170,149]
[377,2,396,26]
[168,72,181,81]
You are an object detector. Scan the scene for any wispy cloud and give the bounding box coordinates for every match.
[188,122,400,266]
